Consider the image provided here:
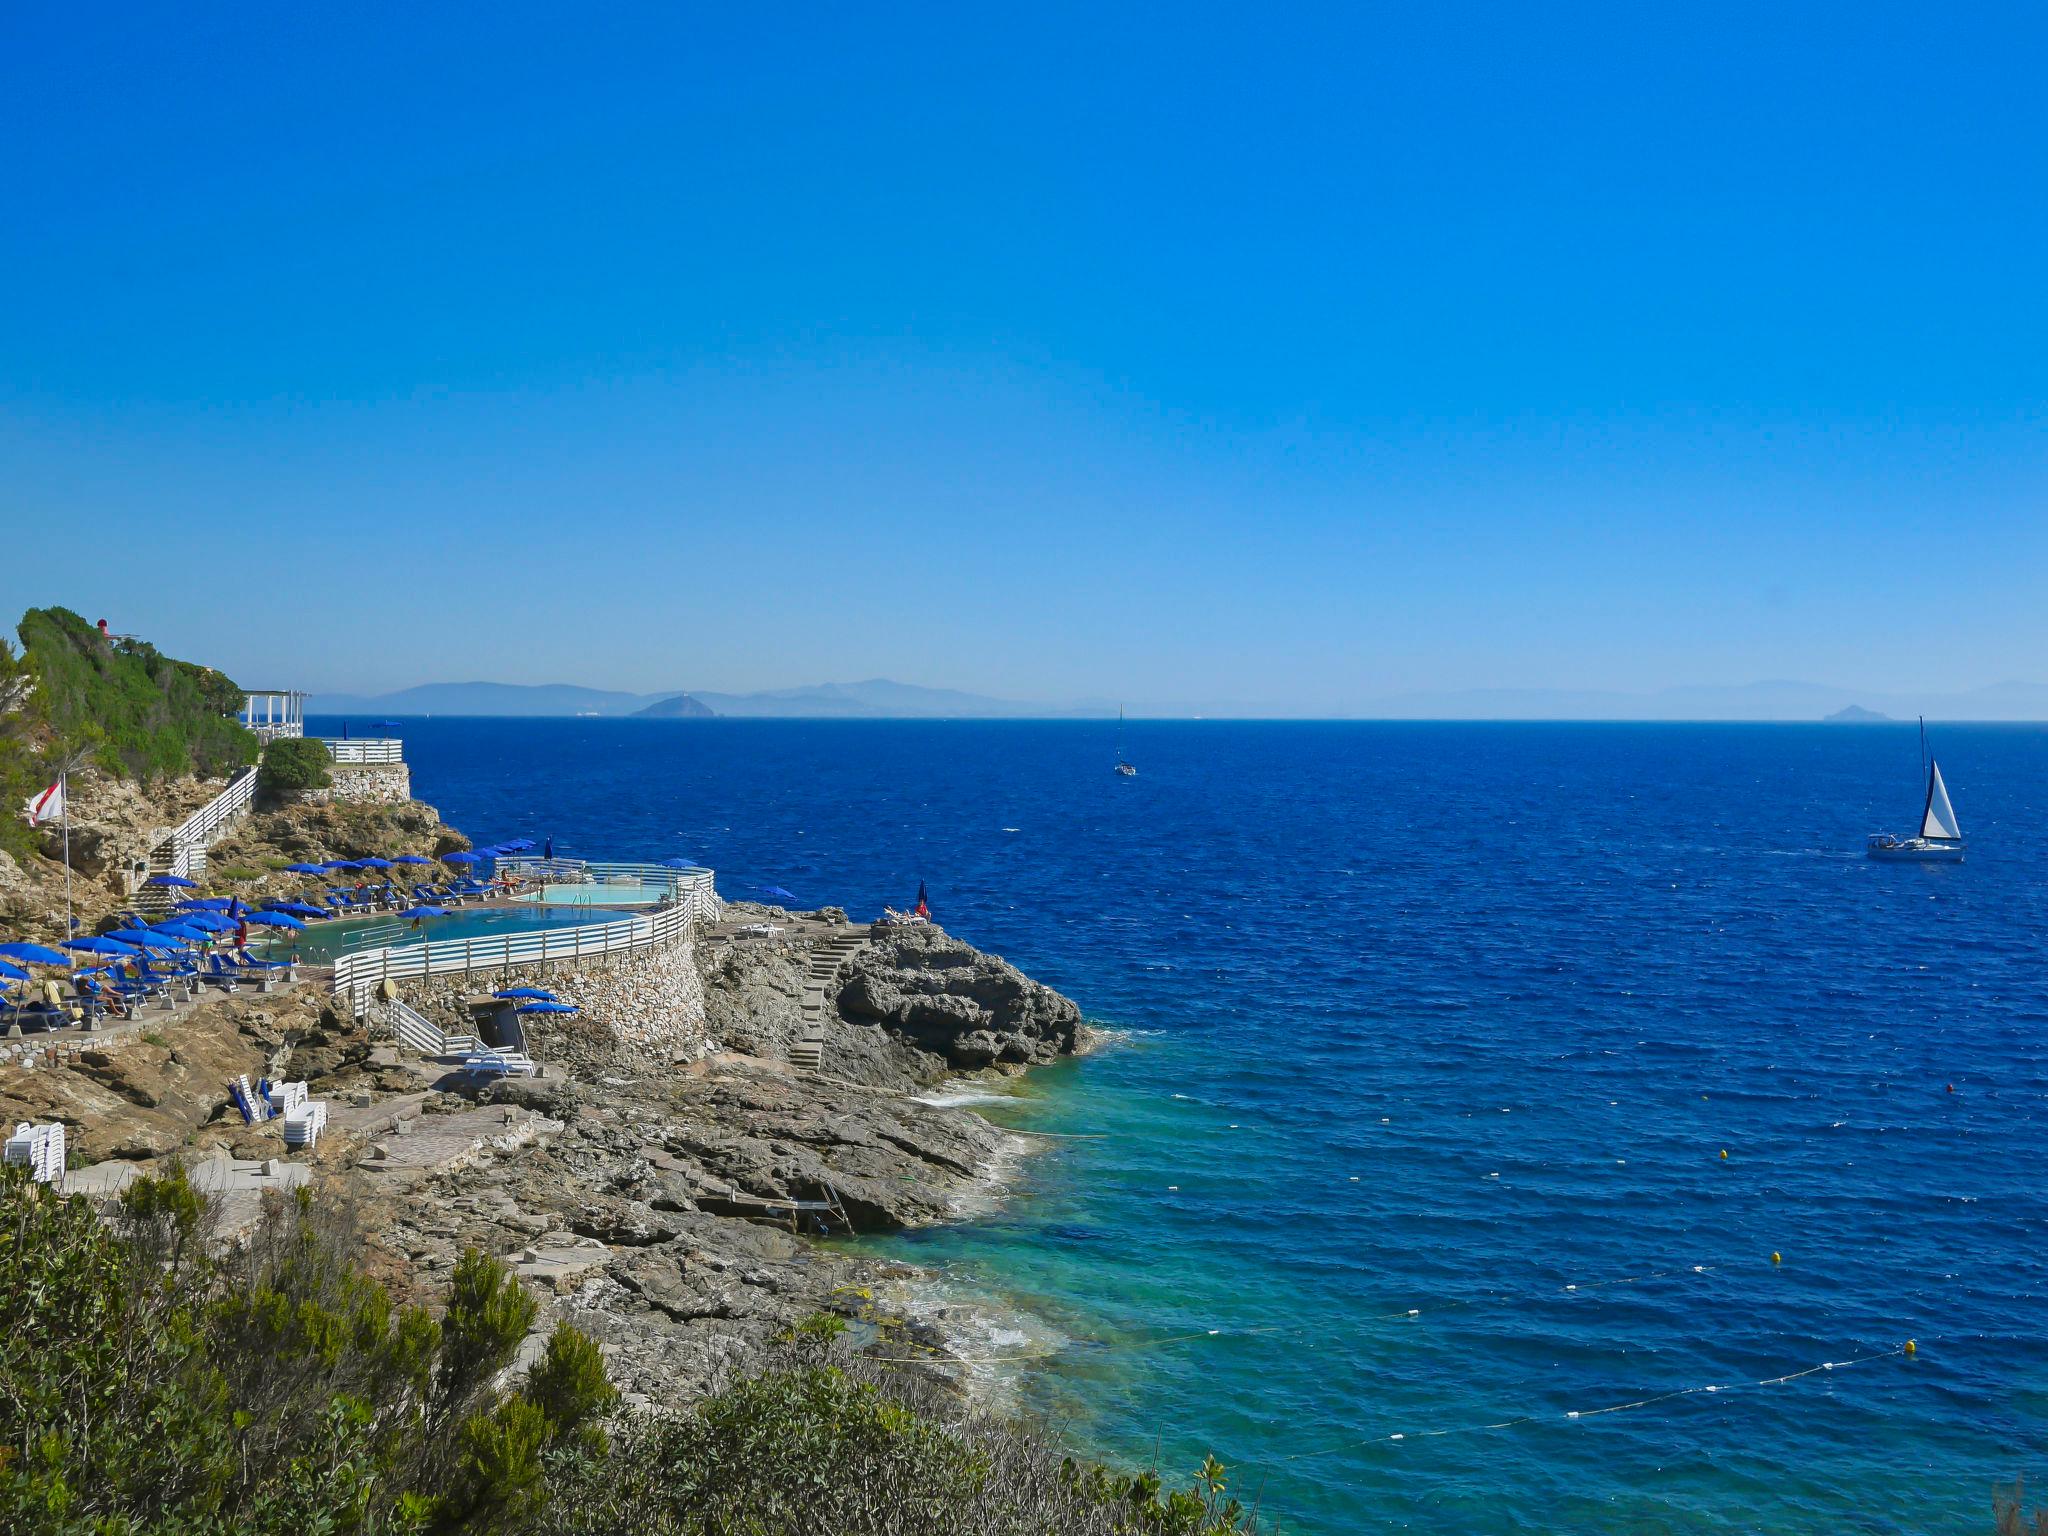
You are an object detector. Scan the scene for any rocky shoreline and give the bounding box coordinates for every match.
[0,883,1090,1407]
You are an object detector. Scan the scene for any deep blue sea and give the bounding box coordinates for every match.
[324,716,2048,1534]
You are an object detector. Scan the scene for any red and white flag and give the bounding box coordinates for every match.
[23,780,64,826]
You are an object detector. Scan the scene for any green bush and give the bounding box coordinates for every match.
[256,736,333,806]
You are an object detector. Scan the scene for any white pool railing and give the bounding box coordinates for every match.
[331,867,718,1015]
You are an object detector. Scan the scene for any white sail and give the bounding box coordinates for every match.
[1920,761,1962,842]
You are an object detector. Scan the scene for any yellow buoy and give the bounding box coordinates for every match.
[1770,1251,1781,1265]
[1904,1339,1917,1357]
[1720,1149,1729,1160]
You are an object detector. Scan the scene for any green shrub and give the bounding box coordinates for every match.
[256,736,333,807]
[0,1175,1251,1536]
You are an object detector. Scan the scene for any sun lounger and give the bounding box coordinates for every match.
[282,1101,327,1149]
[462,1051,537,1077]
[4,1122,65,1184]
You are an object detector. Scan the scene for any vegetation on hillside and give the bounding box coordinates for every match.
[0,607,259,858]
[0,1169,1256,1535]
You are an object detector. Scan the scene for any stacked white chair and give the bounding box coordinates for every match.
[282,1101,328,1150]
[4,1121,66,1184]
[265,1081,309,1118]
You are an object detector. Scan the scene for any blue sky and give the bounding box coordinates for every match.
[2,3,2043,711]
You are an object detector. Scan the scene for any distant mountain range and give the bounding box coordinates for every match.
[306,677,2048,721]
[308,678,1112,719]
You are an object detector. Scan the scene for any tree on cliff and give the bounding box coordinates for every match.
[256,735,334,806]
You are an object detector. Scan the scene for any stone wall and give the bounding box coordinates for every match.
[305,763,412,805]
[396,939,711,1065]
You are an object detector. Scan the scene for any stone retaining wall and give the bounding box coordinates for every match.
[397,940,710,1062]
[305,763,412,805]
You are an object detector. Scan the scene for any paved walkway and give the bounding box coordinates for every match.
[2,972,308,1068]
[62,1149,311,1238]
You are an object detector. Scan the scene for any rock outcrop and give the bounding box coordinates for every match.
[837,924,1082,1071]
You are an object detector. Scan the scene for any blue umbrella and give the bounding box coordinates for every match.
[323,860,358,872]
[493,987,556,1001]
[443,851,480,865]
[176,898,237,912]
[147,874,198,889]
[105,929,180,950]
[169,914,233,933]
[0,942,71,965]
[502,839,535,851]
[660,857,696,869]
[397,905,447,919]
[755,885,798,903]
[517,1001,579,1015]
[243,911,305,931]
[0,959,29,981]
[357,856,393,870]
[394,854,432,865]
[284,862,326,874]
[269,901,328,919]
[66,936,139,957]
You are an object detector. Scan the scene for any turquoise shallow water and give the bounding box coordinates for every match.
[339,716,2048,1534]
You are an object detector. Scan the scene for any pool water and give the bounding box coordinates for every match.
[514,881,672,906]
[260,902,640,964]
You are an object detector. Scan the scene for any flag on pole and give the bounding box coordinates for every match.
[23,780,64,826]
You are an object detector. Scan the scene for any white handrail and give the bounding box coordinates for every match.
[316,738,403,764]
[332,871,718,1014]
[171,766,257,849]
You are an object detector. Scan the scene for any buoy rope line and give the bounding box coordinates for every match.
[1267,1343,1917,1464]
[860,1259,1722,1367]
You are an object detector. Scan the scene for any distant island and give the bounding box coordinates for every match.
[631,693,716,719]
[1824,705,1893,723]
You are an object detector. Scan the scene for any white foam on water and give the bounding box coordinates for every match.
[916,1081,1019,1109]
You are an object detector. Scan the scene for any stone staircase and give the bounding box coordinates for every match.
[790,931,867,1073]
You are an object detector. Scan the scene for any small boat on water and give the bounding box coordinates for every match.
[1867,719,1963,862]
[1114,706,1137,777]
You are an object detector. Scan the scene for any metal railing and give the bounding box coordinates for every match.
[332,871,718,1015]
[141,767,259,898]
[317,738,403,764]
[171,766,258,851]
[497,856,714,900]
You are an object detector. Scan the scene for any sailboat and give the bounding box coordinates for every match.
[1867,719,1964,862]
[1113,707,1137,777]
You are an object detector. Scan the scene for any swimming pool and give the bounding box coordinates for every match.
[259,902,639,964]
[513,881,672,907]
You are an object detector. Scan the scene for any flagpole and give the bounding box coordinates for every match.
[60,767,73,940]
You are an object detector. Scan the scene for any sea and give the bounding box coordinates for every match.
[327,715,2048,1534]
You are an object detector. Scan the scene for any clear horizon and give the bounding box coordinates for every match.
[4,4,2044,707]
